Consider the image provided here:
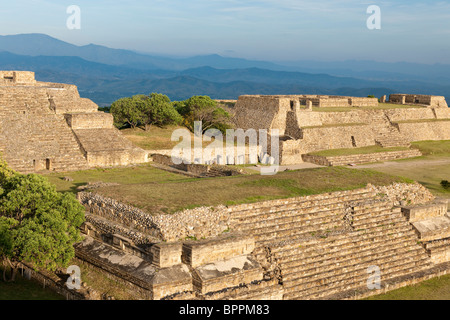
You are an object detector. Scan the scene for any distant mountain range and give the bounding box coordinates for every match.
[1,33,449,106]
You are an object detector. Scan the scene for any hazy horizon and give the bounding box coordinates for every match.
[0,1,449,64]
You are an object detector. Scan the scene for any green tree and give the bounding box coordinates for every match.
[110,95,147,129]
[110,94,182,130]
[141,93,182,131]
[0,160,85,282]
[181,96,233,134]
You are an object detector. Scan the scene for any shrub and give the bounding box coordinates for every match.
[441,180,450,190]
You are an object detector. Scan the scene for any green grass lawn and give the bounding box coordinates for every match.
[0,267,64,300]
[88,166,413,214]
[411,140,450,159]
[355,141,450,196]
[366,274,450,300]
[43,163,194,194]
[361,162,450,196]
[121,125,187,150]
[310,145,409,157]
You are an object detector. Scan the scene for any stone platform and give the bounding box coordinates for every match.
[302,149,422,166]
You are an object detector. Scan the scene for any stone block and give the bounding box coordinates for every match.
[182,233,256,268]
[151,242,183,268]
[402,200,448,222]
[152,264,193,300]
[412,214,450,241]
[193,255,264,294]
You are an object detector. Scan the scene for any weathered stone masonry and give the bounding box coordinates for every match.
[233,95,450,165]
[74,183,450,300]
[0,71,148,173]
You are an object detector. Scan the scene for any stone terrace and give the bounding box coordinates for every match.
[75,183,450,300]
[0,71,148,173]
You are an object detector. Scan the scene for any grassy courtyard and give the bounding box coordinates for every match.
[366,274,450,300]
[45,166,413,215]
[0,267,64,300]
[356,140,450,196]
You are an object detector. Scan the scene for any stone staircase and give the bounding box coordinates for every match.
[230,188,375,245]
[0,89,89,173]
[228,189,432,300]
[402,200,450,264]
[72,128,148,167]
[371,112,411,148]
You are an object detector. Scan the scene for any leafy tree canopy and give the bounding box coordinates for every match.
[178,96,233,134]
[0,160,85,281]
[143,93,183,131]
[110,93,182,130]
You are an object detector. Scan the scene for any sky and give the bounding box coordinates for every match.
[0,0,450,63]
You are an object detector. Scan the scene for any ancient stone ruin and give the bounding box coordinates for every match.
[389,94,448,108]
[233,94,450,165]
[75,183,450,300]
[2,72,450,300]
[0,71,148,173]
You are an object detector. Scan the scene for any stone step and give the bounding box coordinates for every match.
[276,225,418,266]
[352,212,406,230]
[230,190,375,221]
[281,238,425,282]
[261,220,415,256]
[235,206,346,232]
[249,219,347,243]
[401,200,448,222]
[284,256,431,300]
[412,214,450,242]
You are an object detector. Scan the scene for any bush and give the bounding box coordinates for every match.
[176,96,233,134]
[110,93,182,130]
[441,180,450,190]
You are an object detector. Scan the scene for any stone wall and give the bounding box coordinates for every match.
[0,71,36,84]
[73,182,450,300]
[0,71,149,173]
[78,192,232,242]
[151,153,245,177]
[280,124,376,164]
[389,94,448,108]
[17,262,87,300]
[395,120,450,141]
[65,112,114,130]
[79,182,431,243]
[367,182,435,206]
[302,149,422,166]
[233,95,284,133]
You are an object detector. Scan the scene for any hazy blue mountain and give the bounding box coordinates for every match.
[279,60,450,85]
[0,51,164,80]
[0,34,289,71]
[1,33,449,106]
[3,33,450,84]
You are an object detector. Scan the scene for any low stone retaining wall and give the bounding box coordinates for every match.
[151,154,243,177]
[17,262,87,300]
[79,182,431,243]
[302,149,422,166]
[78,192,232,242]
[368,182,435,207]
[328,261,450,300]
